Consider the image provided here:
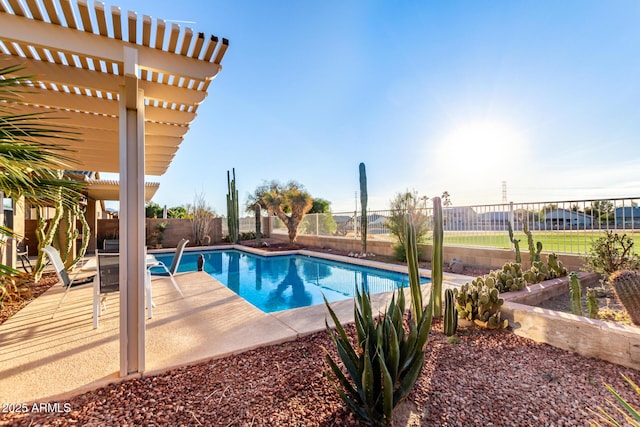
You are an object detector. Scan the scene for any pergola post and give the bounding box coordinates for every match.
[119,46,146,376]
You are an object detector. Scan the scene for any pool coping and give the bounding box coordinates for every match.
[154,243,472,285]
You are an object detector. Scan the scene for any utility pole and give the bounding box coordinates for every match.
[502,181,508,203]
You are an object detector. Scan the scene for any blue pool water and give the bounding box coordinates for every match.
[152,250,430,313]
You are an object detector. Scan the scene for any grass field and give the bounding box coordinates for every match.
[442,230,640,254]
[289,226,640,255]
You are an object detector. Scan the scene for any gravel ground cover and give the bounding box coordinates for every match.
[2,319,639,426]
[2,246,638,426]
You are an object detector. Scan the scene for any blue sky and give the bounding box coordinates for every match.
[110,0,640,213]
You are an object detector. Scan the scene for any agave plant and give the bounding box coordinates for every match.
[324,221,432,426]
[590,374,640,427]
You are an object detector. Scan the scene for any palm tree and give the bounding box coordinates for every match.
[248,180,313,246]
[0,63,85,281]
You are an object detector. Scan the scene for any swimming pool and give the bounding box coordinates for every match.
[152,250,430,313]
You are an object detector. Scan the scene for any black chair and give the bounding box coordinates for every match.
[93,250,153,328]
[17,239,32,273]
[93,251,120,328]
[102,239,119,253]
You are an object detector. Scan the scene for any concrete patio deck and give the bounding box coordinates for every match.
[1,267,445,404]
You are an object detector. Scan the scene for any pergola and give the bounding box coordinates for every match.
[0,0,228,375]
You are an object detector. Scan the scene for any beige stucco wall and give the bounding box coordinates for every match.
[272,234,587,272]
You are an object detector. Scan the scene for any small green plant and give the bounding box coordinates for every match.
[507,221,521,264]
[523,222,542,264]
[443,288,457,336]
[155,221,168,245]
[585,231,640,278]
[324,221,432,426]
[590,374,640,427]
[609,270,640,326]
[448,336,459,344]
[569,272,583,316]
[239,231,257,241]
[586,287,599,319]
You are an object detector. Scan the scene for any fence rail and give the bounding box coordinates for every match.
[267,196,640,255]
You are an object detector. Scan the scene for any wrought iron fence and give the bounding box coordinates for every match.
[270,196,640,255]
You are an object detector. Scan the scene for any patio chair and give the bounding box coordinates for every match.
[42,246,95,319]
[102,239,119,252]
[148,238,188,298]
[93,250,154,328]
[17,239,32,273]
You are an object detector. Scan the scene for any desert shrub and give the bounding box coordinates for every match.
[0,266,32,309]
[386,190,430,261]
[239,231,256,241]
[585,232,640,278]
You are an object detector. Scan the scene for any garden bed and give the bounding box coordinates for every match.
[501,273,640,370]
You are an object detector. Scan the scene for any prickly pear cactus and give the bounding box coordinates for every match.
[453,277,508,329]
[489,262,526,292]
[523,254,568,284]
[547,253,568,277]
[610,270,640,326]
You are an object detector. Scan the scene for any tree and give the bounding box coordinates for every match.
[309,198,331,214]
[186,193,216,246]
[249,180,312,245]
[0,64,86,281]
[167,206,187,218]
[145,202,163,218]
[441,191,452,207]
[385,190,430,261]
[300,197,337,236]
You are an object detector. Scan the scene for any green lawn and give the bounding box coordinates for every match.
[443,230,640,254]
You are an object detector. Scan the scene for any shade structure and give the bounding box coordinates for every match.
[0,0,228,175]
[0,0,228,377]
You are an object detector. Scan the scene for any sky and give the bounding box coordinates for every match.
[106,0,640,214]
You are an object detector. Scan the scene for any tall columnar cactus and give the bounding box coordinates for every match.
[359,162,368,254]
[324,216,432,426]
[523,222,542,264]
[443,288,457,336]
[569,272,583,316]
[610,270,640,326]
[255,204,262,246]
[432,196,443,318]
[586,288,598,319]
[507,221,521,264]
[226,169,239,244]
